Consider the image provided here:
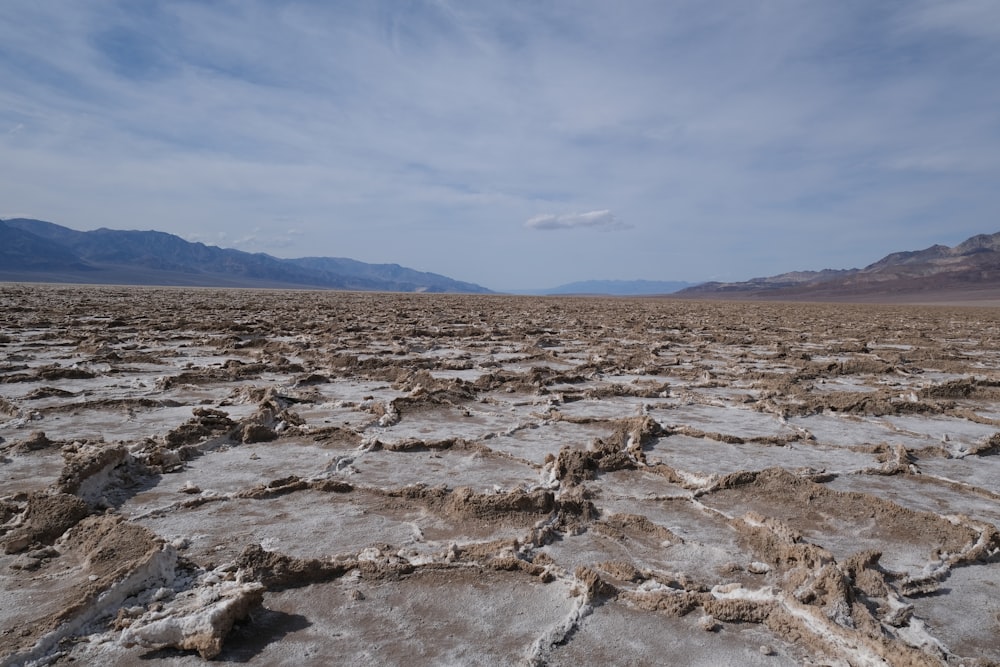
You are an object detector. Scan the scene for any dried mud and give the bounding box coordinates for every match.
[2,284,1000,665]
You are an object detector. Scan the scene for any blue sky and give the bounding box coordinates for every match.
[2,1,999,290]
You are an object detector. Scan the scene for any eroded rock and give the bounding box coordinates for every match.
[119,577,265,659]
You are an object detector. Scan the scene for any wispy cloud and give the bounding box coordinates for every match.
[524,210,630,231]
[186,224,303,252]
[904,0,1000,40]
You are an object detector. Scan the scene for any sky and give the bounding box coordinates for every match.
[2,1,999,291]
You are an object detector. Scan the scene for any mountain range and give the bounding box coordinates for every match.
[513,279,695,296]
[4,219,999,301]
[0,218,491,293]
[677,231,1000,302]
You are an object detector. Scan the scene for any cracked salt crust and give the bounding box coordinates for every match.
[3,286,1000,666]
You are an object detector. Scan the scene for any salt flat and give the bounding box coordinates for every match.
[2,284,999,666]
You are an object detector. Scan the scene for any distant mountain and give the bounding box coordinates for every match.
[288,256,488,294]
[0,220,92,271]
[0,218,491,293]
[678,231,1000,302]
[519,279,695,296]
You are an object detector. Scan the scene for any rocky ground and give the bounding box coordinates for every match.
[1,284,999,666]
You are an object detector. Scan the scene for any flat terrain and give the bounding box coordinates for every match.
[2,284,999,666]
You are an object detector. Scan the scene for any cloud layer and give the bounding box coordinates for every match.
[1,1,999,289]
[524,210,629,231]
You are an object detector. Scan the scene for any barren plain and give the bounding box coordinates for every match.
[2,284,1000,666]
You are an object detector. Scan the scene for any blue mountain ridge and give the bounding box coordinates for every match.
[0,218,491,293]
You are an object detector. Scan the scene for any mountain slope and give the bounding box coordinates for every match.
[678,231,1000,301]
[288,256,488,294]
[0,220,92,271]
[0,218,491,293]
[522,279,695,295]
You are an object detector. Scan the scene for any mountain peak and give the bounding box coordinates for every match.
[953,232,1000,256]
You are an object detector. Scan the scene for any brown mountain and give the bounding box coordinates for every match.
[677,232,1000,303]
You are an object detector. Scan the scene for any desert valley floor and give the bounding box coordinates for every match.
[2,284,999,666]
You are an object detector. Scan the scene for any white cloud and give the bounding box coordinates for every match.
[524,210,630,231]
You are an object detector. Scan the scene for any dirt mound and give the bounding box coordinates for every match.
[594,513,682,544]
[234,543,356,589]
[165,407,236,447]
[552,416,663,486]
[920,377,1000,400]
[3,515,174,663]
[791,389,947,417]
[6,430,59,453]
[62,515,169,579]
[57,442,134,503]
[0,396,20,416]
[712,467,977,556]
[231,393,305,443]
[447,486,556,521]
[380,485,556,524]
[2,491,90,554]
[35,365,97,381]
[23,386,77,400]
